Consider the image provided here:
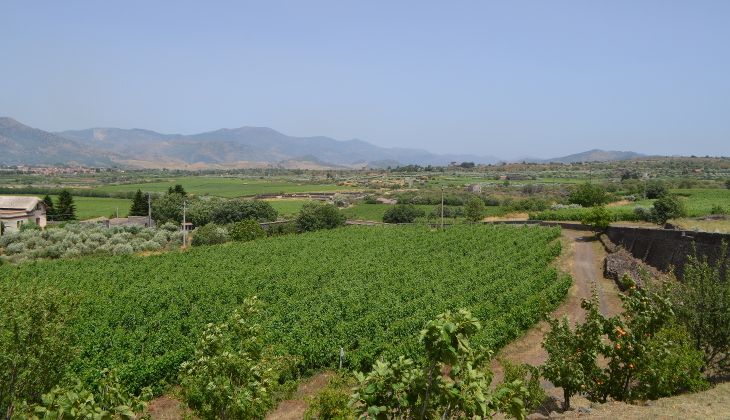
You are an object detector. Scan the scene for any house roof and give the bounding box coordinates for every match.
[0,196,43,212]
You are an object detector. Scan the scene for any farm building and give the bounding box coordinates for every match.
[0,196,47,234]
[466,184,482,193]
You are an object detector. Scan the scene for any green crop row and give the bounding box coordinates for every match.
[1,225,569,394]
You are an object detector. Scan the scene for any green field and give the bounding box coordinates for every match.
[94,176,352,198]
[264,199,314,217]
[1,225,568,392]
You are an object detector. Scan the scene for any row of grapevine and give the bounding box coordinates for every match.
[0,225,570,393]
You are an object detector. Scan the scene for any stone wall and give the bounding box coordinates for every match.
[606,226,730,279]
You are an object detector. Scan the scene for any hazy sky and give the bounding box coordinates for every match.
[2,1,729,159]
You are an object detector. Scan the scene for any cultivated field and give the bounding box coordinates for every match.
[0,225,569,393]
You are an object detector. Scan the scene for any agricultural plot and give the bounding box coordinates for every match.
[93,176,352,198]
[264,199,315,217]
[1,225,569,393]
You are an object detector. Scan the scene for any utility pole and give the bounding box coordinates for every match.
[147,193,152,228]
[115,207,119,219]
[440,186,444,230]
[182,199,187,248]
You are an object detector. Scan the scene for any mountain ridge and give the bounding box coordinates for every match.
[1,117,651,168]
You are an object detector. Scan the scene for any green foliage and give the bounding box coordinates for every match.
[0,226,567,394]
[304,373,355,420]
[191,223,230,246]
[168,184,187,196]
[42,195,56,218]
[651,195,687,224]
[55,190,77,221]
[726,179,730,189]
[19,220,41,232]
[0,283,76,418]
[20,369,152,420]
[568,183,609,207]
[465,196,486,222]
[580,206,612,232]
[669,246,730,376]
[382,204,425,224]
[543,285,708,407]
[129,189,148,216]
[151,192,184,225]
[351,309,528,419]
[229,219,266,242]
[296,202,346,231]
[710,204,727,215]
[498,361,545,411]
[179,298,297,420]
[210,199,278,224]
[644,181,669,199]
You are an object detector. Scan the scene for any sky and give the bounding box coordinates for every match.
[1,1,729,160]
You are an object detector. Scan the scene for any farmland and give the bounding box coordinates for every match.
[0,225,569,393]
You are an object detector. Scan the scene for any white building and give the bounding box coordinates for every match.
[0,196,47,234]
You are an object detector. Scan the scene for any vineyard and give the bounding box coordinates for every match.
[0,225,569,394]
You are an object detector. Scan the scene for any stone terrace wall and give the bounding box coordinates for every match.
[606,226,730,279]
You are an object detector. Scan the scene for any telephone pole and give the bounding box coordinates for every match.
[440,186,444,230]
[182,199,187,248]
[147,193,152,227]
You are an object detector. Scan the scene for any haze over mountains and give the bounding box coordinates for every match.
[1,117,648,169]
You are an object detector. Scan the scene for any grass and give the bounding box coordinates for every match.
[668,218,730,233]
[265,199,314,218]
[93,176,353,198]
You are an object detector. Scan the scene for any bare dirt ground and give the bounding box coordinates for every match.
[490,230,622,392]
[266,372,334,420]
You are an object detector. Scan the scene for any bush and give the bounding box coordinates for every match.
[304,373,354,420]
[581,206,612,232]
[1,284,76,418]
[267,221,298,237]
[210,199,278,224]
[179,298,297,420]
[191,223,230,246]
[568,183,609,207]
[651,195,687,224]
[465,196,486,222]
[710,204,727,215]
[296,203,346,232]
[645,181,669,199]
[19,221,41,232]
[112,243,135,255]
[229,219,266,242]
[498,361,545,411]
[382,204,425,224]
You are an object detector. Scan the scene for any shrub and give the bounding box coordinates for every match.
[710,204,727,215]
[498,361,545,411]
[581,206,612,232]
[363,195,379,204]
[267,221,298,237]
[465,196,486,222]
[296,203,346,232]
[304,373,354,420]
[229,219,266,242]
[112,243,135,256]
[382,204,425,224]
[191,223,230,246]
[210,199,278,224]
[568,183,609,207]
[179,298,297,419]
[645,181,669,199]
[650,195,687,224]
[0,284,76,418]
[19,221,41,232]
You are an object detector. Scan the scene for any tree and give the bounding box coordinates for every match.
[229,219,266,242]
[191,223,230,246]
[1,284,76,418]
[382,204,425,224]
[55,190,76,221]
[465,196,486,223]
[644,181,668,199]
[129,189,148,217]
[568,183,609,207]
[168,184,187,196]
[726,179,730,189]
[151,192,184,225]
[581,206,612,232]
[669,246,730,376]
[210,200,278,224]
[42,195,56,219]
[179,298,296,419]
[351,309,529,419]
[296,203,346,232]
[650,195,686,224]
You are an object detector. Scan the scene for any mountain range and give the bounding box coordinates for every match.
[1,117,647,168]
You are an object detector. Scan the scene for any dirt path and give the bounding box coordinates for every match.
[490,230,623,391]
[266,372,334,420]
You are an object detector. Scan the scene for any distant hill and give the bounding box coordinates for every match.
[0,117,114,166]
[539,149,646,163]
[57,125,501,168]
